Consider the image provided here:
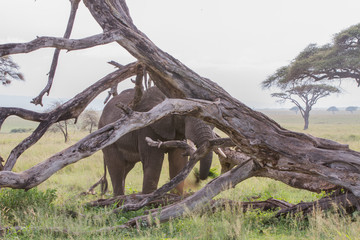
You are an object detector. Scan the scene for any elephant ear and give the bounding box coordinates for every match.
[150,116,176,140]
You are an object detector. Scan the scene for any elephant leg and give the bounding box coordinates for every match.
[102,146,136,196]
[168,148,188,195]
[140,149,165,194]
[138,129,165,194]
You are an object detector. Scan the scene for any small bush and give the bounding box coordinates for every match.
[0,188,57,221]
[10,128,33,133]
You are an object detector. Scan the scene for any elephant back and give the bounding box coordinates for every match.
[99,87,167,128]
[134,87,166,112]
[98,88,135,128]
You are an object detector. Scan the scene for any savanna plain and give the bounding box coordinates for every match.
[0,109,359,239]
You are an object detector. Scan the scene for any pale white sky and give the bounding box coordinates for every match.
[1,0,360,110]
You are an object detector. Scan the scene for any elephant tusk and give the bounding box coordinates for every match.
[215,148,227,158]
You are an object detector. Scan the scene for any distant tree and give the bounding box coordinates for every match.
[0,56,24,85]
[327,106,339,114]
[262,23,360,88]
[289,106,299,114]
[80,109,99,133]
[346,106,358,113]
[48,101,73,142]
[264,82,340,130]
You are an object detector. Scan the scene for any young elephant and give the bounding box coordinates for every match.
[98,87,214,196]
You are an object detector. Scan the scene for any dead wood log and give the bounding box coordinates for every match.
[208,198,294,213]
[92,159,258,231]
[276,192,360,217]
[87,193,182,209]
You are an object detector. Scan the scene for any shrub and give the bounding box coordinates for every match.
[10,128,33,133]
[0,188,57,221]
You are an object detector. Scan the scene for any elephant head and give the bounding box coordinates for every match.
[135,87,214,180]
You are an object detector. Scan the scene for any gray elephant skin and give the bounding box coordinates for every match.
[98,87,214,196]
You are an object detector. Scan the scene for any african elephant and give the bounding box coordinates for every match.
[98,87,214,196]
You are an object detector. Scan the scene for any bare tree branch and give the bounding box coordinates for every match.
[3,62,138,171]
[129,64,144,108]
[0,31,123,57]
[0,98,210,188]
[31,0,81,106]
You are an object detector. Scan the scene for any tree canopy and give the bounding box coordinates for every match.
[262,23,360,88]
[0,56,24,85]
[346,106,358,113]
[327,106,339,113]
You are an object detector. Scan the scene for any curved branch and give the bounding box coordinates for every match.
[31,0,81,106]
[3,62,138,171]
[0,98,207,189]
[0,31,123,57]
[0,108,48,130]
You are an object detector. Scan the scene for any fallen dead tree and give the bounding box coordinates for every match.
[1,0,360,234]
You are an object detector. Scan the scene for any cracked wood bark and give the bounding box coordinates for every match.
[275,192,360,217]
[82,0,360,196]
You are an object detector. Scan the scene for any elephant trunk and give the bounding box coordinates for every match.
[185,117,214,180]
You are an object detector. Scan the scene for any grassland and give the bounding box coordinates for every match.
[0,110,359,239]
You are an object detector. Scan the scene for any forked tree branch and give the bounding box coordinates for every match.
[31,0,81,106]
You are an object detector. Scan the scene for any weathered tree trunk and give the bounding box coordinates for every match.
[82,0,360,195]
[303,112,309,130]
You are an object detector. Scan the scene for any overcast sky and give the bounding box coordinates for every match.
[1,0,360,110]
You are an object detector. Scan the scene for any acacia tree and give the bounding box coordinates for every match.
[49,101,75,142]
[327,106,339,114]
[80,109,99,133]
[346,106,358,113]
[262,23,360,87]
[289,106,299,114]
[1,0,360,231]
[268,83,340,130]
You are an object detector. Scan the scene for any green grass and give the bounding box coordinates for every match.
[0,109,359,239]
